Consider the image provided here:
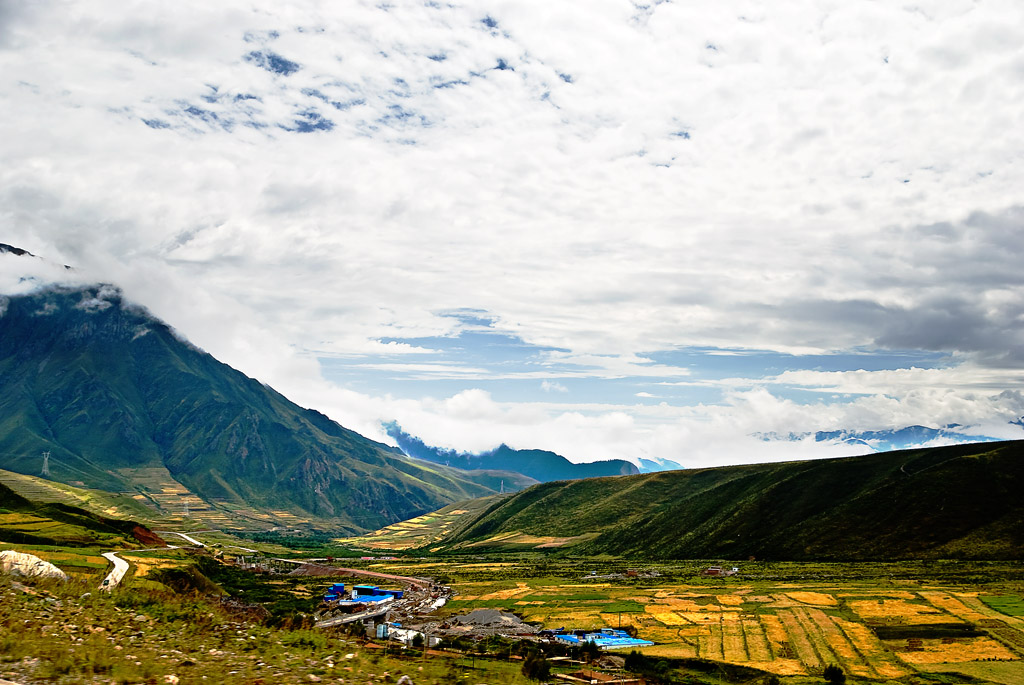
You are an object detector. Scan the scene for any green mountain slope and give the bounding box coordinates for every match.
[0,480,161,547]
[439,440,1024,560]
[0,286,509,533]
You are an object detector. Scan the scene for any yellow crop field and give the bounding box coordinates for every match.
[839,590,917,599]
[412,564,1024,682]
[478,582,532,600]
[122,556,179,578]
[722,621,748,662]
[743,619,772,660]
[645,607,690,626]
[894,637,1017,664]
[849,599,951,624]
[639,643,699,659]
[918,590,989,622]
[760,613,789,648]
[787,591,838,606]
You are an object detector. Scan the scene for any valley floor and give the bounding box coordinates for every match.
[4,545,1024,684]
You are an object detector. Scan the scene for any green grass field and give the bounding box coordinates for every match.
[981,595,1024,616]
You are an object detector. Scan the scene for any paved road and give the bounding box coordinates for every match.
[99,529,202,590]
[155,531,206,547]
[100,552,129,590]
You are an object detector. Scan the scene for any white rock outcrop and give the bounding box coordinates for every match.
[0,550,69,580]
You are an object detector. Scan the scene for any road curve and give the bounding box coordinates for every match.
[100,552,129,590]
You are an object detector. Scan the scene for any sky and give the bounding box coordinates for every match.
[2,0,1024,468]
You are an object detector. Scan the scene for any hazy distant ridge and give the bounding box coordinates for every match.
[384,421,640,482]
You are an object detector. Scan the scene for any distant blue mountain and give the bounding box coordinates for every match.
[384,422,639,482]
[755,424,1013,453]
[812,425,1001,452]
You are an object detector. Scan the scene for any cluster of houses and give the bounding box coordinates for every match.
[322,583,405,605]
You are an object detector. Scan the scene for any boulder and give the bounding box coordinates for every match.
[0,550,69,580]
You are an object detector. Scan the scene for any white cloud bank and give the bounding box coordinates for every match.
[2,0,1024,466]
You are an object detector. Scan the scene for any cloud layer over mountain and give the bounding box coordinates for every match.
[2,0,1023,466]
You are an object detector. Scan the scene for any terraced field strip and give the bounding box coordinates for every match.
[778,609,822,669]
[833,617,910,679]
[742,618,772,661]
[722,619,748,662]
[697,623,724,661]
[0,470,86,505]
[807,608,875,678]
[793,608,842,668]
[980,619,1024,655]
[919,591,988,622]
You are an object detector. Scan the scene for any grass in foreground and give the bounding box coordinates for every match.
[0,573,551,685]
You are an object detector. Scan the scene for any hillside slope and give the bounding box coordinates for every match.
[0,286,509,533]
[0,481,162,548]
[440,440,1024,560]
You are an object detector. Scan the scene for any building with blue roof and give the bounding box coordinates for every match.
[553,629,654,650]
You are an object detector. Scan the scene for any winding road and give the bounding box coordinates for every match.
[98,530,207,590]
[99,552,130,590]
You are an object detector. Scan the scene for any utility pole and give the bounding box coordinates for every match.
[41,451,50,477]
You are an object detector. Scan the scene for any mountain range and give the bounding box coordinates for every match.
[0,285,530,533]
[384,422,640,482]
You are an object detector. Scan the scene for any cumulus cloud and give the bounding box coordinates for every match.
[2,0,1024,464]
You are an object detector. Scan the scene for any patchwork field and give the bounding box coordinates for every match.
[337,497,500,551]
[0,466,325,534]
[360,559,1024,682]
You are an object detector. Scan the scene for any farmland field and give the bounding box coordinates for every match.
[356,558,1024,682]
[982,594,1024,617]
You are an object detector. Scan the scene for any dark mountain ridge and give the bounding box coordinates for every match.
[439,440,1024,560]
[0,286,514,533]
[384,422,639,481]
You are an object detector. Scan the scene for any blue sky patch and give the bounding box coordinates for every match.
[244,50,301,76]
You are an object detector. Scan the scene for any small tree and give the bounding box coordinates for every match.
[624,650,647,673]
[411,633,424,649]
[521,654,551,681]
[823,664,846,685]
